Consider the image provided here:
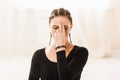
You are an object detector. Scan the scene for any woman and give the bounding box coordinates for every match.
[28,8,88,80]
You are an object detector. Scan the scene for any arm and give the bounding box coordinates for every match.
[56,47,88,80]
[28,50,40,80]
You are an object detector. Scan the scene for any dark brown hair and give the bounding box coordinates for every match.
[49,8,72,24]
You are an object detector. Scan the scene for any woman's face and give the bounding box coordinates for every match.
[49,16,72,37]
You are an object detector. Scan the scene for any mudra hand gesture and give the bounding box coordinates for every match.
[50,16,72,51]
[51,23,67,47]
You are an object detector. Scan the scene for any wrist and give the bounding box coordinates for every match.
[55,45,66,52]
[55,45,66,50]
[56,47,66,52]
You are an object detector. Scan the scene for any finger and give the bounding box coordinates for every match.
[59,23,62,33]
[57,26,60,33]
[61,24,65,34]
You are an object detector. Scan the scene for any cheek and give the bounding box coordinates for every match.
[49,27,54,34]
[50,28,57,34]
[49,27,54,31]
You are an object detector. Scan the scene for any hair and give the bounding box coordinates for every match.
[49,8,72,24]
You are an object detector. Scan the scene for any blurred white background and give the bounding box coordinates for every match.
[0,0,120,80]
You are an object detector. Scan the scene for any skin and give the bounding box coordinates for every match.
[45,16,74,62]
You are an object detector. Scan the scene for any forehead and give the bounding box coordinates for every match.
[50,16,71,25]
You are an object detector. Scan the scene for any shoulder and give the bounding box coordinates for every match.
[32,47,45,58]
[75,45,89,56]
[35,47,45,54]
[75,45,88,51]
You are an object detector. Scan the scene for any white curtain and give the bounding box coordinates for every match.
[0,0,120,58]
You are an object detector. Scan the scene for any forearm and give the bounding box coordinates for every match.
[56,50,71,80]
[56,47,89,80]
[56,47,66,52]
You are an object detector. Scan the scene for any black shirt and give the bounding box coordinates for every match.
[28,45,88,80]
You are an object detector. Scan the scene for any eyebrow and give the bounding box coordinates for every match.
[64,25,68,27]
[52,24,69,28]
[52,25,59,27]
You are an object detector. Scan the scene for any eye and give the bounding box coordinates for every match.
[64,25,69,30]
[52,25,59,29]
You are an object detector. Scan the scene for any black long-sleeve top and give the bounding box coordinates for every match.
[28,45,88,80]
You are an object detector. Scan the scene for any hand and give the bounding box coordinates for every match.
[51,23,67,47]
